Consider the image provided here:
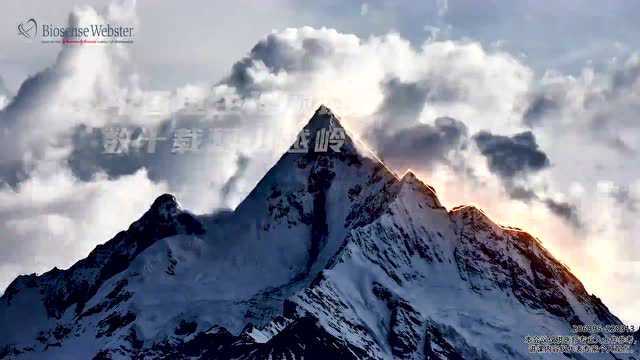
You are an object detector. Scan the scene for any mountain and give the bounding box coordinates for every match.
[0,106,636,359]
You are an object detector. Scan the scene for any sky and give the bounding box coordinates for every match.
[0,0,639,326]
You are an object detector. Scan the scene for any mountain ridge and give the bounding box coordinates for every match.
[0,106,635,359]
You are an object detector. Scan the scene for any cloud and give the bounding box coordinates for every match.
[610,186,639,213]
[521,57,640,158]
[514,55,640,238]
[361,77,468,169]
[221,27,533,133]
[0,76,10,110]
[0,24,536,295]
[371,78,428,128]
[470,130,586,228]
[372,117,468,169]
[0,76,9,96]
[473,130,549,179]
[50,26,530,214]
[542,198,582,228]
[220,153,250,206]
[0,167,168,293]
[0,4,169,294]
[0,5,135,187]
[522,95,558,127]
[1,10,639,327]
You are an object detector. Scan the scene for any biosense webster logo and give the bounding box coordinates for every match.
[17,18,37,39]
[17,17,134,45]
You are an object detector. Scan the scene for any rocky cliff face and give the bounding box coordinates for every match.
[0,106,634,359]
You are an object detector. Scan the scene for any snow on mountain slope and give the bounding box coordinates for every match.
[0,106,635,359]
[288,187,631,359]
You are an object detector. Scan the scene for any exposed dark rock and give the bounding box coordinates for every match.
[97,311,137,338]
[174,320,198,336]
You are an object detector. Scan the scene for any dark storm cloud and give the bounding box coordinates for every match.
[543,198,582,229]
[370,76,469,134]
[66,113,243,187]
[471,130,582,227]
[506,185,538,201]
[375,76,469,124]
[506,185,583,229]
[68,125,155,181]
[473,130,549,179]
[365,78,468,169]
[375,117,468,168]
[226,59,256,95]
[375,78,429,127]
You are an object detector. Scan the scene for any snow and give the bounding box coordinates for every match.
[0,106,633,359]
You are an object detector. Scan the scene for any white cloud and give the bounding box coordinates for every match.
[0,3,639,327]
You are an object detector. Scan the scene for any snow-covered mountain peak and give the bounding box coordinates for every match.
[450,204,496,227]
[300,105,345,144]
[304,104,339,129]
[399,170,442,209]
[400,169,417,180]
[0,108,635,360]
[296,104,378,162]
[130,193,184,225]
[149,193,181,215]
